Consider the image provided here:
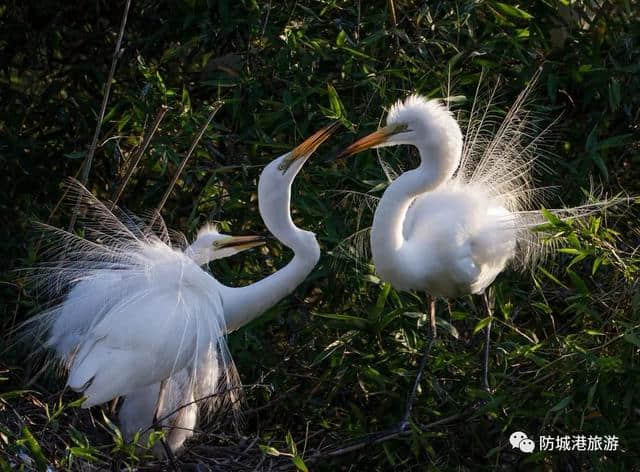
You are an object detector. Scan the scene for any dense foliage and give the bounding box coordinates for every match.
[1,0,639,470]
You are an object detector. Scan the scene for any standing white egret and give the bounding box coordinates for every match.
[338,76,613,394]
[24,122,338,452]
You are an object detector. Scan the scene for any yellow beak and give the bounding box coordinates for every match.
[215,235,266,251]
[278,121,341,173]
[337,123,409,158]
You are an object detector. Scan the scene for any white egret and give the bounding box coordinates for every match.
[24,122,338,452]
[338,76,614,394]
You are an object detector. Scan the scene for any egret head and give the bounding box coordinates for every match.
[187,224,265,265]
[338,95,462,164]
[258,124,337,258]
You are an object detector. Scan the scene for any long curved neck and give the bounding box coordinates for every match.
[220,250,317,332]
[371,143,454,286]
[220,158,320,332]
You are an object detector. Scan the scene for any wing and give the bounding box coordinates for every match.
[402,185,519,296]
[66,257,229,407]
[22,179,239,409]
[47,271,127,360]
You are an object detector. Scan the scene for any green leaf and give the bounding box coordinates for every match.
[532,302,551,314]
[0,457,12,472]
[585,123,599,153]
[64,151,86,159]
[0,389,34,400]
[20,426,48,469]
[101,410,122,440]
[589,152,609,181]
[584,330,605,336]
[338,46,378,61]
[586,381,598,408]
[598,133,632,150]
[608,78,621,111]
[68,396,87,408]
[436,318,460,339]
[473,316,492,335]
[540,207,562,226]
[312,312,369,329]
[326,83,346,119]
[286,431,297,456]
[567,269,588,295]
[538,267,568,289]
[376,307,404,332]
[370,282,391,321]
[69,447,99,462]
[493,2,533,20]
[549,396,572,412]
[592,257,603,275]
[623,332,640,348]
[558,248,582,255]
[181,87,191,114]
[292,456,309,472]
[259,445,281,456]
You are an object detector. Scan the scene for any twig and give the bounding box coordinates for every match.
[69,0,132,230]
[309,407,472,461]
[111,104,169,208]
[402,297,437,427]
[356,0,361,43]
[150,102,223,227]
[143,382,272,433]
[387,0,397,28]
[387,0,400,48]
[260,0,272,39]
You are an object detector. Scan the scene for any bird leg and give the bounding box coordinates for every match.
[481,291,493,393]
[151,379,179,467]
[401,296,437,430]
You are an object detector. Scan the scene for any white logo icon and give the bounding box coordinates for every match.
[510,431,535,453]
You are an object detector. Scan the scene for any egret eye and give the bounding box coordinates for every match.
[392,123,410,133]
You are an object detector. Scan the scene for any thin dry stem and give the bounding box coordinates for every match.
[111,104,169,208]
[151,102,223,227]
[69,0,132,231]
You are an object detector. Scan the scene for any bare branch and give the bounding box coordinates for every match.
[111,104,169,208]
[69,0,132,230]
[151,102,224,226]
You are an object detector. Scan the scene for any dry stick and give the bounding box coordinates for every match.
[68,0,132,231]
[310,406,473,461]
[387,0,397,28]
[143,382,271,434]
[111,104,169,208]
[150,102,224,227]
[401,297,437,428]
[387,0,400,48]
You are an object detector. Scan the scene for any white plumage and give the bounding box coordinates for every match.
[340,76,610,298]
[339,76,620,392]
[23,123,337,452]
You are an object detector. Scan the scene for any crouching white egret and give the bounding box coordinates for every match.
[338,75,617,398]
[24,122,338,453]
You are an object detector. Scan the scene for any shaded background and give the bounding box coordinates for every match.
[1,1,639,470]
